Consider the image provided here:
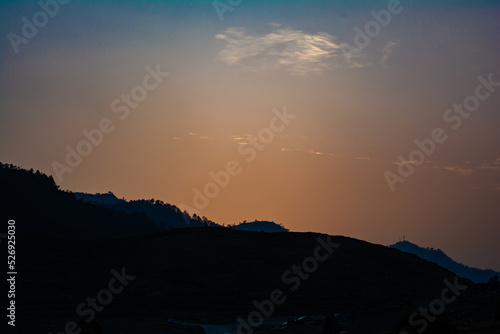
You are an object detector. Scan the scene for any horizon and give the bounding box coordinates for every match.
[1,0,500,273]
[8,163,500,274]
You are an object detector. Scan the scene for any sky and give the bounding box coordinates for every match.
[1,0,500,271]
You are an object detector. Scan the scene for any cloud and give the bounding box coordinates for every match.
[442,166,474,176]
[308,149,324,155]
[281,134,307,139]
[349,60,372,69]
[280,147,301,152]
[429,164,474,176]
[216,27,342,75]
[393,160,421,165]
[477,158,500,171]
[381,40,398,65]
[186,132,213,140]
[231,134,256,145]
[279,147,338,157]
[232,133,304,147]
[418,159,500,181]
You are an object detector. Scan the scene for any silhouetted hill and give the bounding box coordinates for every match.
[108,200,217,229]
[15,228,484,333]
[230,220,289,232]
[75,192,290,232]
[0,162,162,239]
[389,240,500,283]
[75,191,126,205]
[75,192,222,229]
[2,162,285,240]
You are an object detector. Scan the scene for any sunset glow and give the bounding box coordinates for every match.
[1,0,500,271]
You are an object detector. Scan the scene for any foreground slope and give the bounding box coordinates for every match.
[16,228,464,317]
[13,228,500,333]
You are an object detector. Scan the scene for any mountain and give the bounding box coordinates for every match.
[75,192,288,232]
[1,162,286,238]
[0,163,162,239]
[75,191,126,205]
[230,220,289,232]
[75,192,223,229]
[389,240,500,283]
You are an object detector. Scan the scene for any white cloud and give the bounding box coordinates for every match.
[216,27,342,75]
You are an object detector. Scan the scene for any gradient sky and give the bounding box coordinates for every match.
[1,0,500,271]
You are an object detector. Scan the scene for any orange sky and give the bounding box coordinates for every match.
[1,1,499,270]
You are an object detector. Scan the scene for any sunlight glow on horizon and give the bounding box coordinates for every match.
[1,0,500,271]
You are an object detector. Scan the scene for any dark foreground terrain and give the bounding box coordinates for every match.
[8,228,500,334]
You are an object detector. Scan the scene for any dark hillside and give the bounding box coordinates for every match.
[0,163,161,239]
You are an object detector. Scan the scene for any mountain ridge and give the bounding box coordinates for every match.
[75,191,288,232]
[389,240,500,283]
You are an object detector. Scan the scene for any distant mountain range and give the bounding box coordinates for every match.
[75,191,289,233]
[2,161,498,285]
[75,191,211,229]
[389,240,500,283]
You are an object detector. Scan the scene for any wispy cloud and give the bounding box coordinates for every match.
[216,27,342,75]
[425,163,474,176]
[427,158,500,176]
[231,134,257,145]
[308,149,325,155]
[280,147,301,153]
[441,166,474,176]
[393,160,421,165]
[381,40,398,65]
[477,158,500,171]
[281,134,307,140]
[175,132,213,141]
[279,147,338,157]
[231,133,302,146]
